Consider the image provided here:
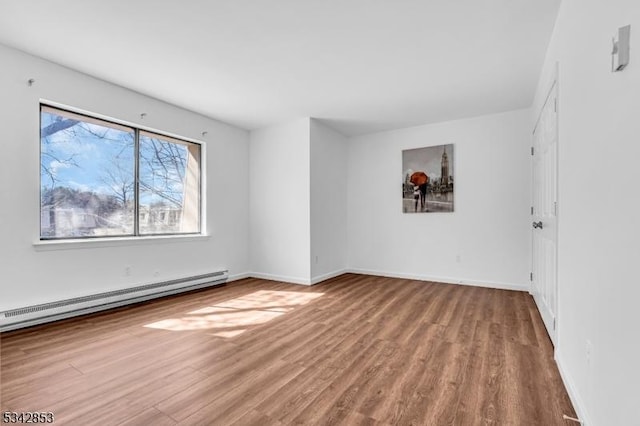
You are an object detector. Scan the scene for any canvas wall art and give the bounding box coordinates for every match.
[402,144,454,213]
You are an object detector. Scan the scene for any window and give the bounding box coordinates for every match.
[40,105,201,240]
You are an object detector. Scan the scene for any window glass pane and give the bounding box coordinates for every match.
[138,131,201,235]
[40,108,135,238]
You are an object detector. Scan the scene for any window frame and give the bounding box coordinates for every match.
[39,102,204,242]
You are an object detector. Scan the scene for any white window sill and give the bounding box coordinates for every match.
[33,234,210,251]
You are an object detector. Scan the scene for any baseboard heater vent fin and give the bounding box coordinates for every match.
[1,270,228,332]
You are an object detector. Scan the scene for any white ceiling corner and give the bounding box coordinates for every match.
[0,0,560,136]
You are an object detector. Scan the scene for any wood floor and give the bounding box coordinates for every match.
[0,274,576,425]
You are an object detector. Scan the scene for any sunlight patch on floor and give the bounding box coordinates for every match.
[144,290,324,337]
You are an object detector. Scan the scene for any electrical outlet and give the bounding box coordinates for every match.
[586,340,593,366]
[124,266,131,276]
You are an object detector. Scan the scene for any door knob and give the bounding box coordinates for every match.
[532,221,543,229]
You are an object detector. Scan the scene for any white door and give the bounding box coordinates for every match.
[532,81,558,345]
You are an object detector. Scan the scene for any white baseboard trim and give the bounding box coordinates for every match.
[346,268,528,292]
[245,268,528,291]
[227,272,251,282]
[249,272,312,286]
[555,351,591,425]
[310,269,348,285]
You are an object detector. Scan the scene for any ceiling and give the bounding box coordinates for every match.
[0,0,560,136]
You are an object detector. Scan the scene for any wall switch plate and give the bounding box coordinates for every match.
[612,25,631,72]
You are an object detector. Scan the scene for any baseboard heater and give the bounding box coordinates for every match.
[0,270,228,332]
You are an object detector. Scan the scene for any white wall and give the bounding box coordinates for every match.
[532,1,640,424]
[347,109,532,290]
[0,44,250,311]
[310,119,348,282]
[249,119,311,284]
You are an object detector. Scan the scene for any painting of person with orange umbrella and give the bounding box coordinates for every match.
[402,144,454,213]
